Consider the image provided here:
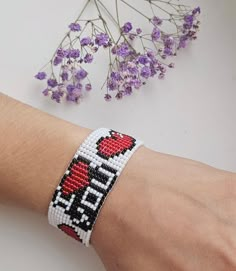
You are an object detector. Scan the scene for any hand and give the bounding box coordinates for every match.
[92,147,236,271]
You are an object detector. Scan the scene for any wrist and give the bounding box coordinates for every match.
[91,145,148,249]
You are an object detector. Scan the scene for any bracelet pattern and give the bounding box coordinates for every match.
[48,128,143,246]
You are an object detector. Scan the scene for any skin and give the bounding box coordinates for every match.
[0,92,236,271]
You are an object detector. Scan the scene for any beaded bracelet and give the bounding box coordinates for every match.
[48,128,143,246]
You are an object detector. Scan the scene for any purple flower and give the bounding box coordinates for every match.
[147,50,156,60]
[138,55,149,65]
[152,16,163,26]
[84,53,93,63]
[35,72,47,80]
[158,73,165,80]
[107,79,117,91]
[92,46,98,53]
[122,22,133,33]
[66,94,76,102]
[184,15,194,24]
[57,48,67,58]
[85,83,92,91]
[66,84,82,103]
[149,64,157,77]
[164,47,173,56]
[66,92,80,103]
[35,2,200,105]
[66,95,74,102]
[42,88,49,96]
[192,7,201,15]
[118,61,127,72]
[51,90,64,103]
[133,79,142,89]
[76,82,83,90]
[80,37,92,46]
[95,33,109,46]
[160,66,167,73]
[141,66,151,79]
[183,23,192,30]
[124,86,132,96]
[136,28,142,34]
[127,62,139,74]
[164,36,175,48]
[111,45,118,55]
[69,23,81,32]
[53,56,63,66]
[66,84,75,93]
[68,49,80,59]
[64,49,70,58]
[183,16,194,30]
[111,72,122,81]
[152,28,161,41]
[178,35,188,48]
[129,34,136,41]
[61,71,69,81]
[73,87,82,96]
[115,92,123,100]
[104,94,112,101]
[47,78,57,88]
[116,42,131,58]
[75,68,88,80]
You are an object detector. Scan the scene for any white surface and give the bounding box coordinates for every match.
[0,0,235,270]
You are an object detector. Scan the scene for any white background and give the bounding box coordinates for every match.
[0,0,235,270]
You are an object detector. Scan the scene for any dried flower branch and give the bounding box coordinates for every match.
[35,0,200,104]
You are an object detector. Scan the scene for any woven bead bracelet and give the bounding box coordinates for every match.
[48,128,143,246]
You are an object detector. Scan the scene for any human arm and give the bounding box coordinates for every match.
[0,92,236,270]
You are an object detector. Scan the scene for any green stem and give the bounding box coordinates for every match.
[52,0,91,60]
[94,0,115,43]
[97,0,119,27]
[146,0,172,15]
[120,0,150,21]
[115,0,121,28]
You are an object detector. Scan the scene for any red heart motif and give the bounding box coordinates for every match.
[61,161,89,196]
[97,131,135,159]
[59,224,82,242]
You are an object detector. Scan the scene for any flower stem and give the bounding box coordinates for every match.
[97,0,119,27]
[94,0,116,43]
[52,0,91,60]
[120,0,151,21]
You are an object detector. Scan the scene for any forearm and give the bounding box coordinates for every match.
[0,92,234,218]
[0,92,91,213]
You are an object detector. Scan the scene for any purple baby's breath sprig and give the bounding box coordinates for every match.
[35,0,200,104]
